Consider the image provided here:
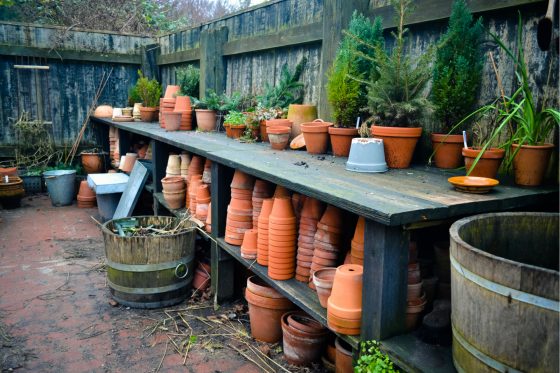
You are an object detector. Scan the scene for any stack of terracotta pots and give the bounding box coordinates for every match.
[350,217,365,265]
[202,159,212,184]
[268,196,297,280]
[273,185,291,198]
[309,205,343,287]
[109,127,119,168]
[245,276,294,343]
[252,179,273,230]
[261,119,293,142]
[225,170,255,245]
[192,262,211,292]
[195,183,211,222]
[312,267,336,308]
[160,85,180,128]
[335,337,354,373]
[291,193,306,221]
[256,198,274,266]
[166,154,181,177]
[180,152,191,182]
[241,229,258,259]
[174,96,193,130]
[281,311,329,366]
[186,155,205,207]
[188,175,202,213]
[161,176,185,209]
[205,202,212,233]
[327,264,363,335]
[407,255,426,331]
[295,198,325,283]
[77,180,96,208]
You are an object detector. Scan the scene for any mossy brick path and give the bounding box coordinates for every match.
[0,195,263,373]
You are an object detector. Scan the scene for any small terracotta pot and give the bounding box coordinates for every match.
[231,170,255,190]
[81,153,104,174]
[241,229,258,258]
[313,267,336,308]
[431,133,464,169]
[300,120,333,155]
[163,111,182,131]
[352,216,365,244]
[273,185,291,198]
[328,127,359,157]
[163,190,186,209]
[245,288,294,343]
[161,176,185,192]
[192,268,210,292]
[164,85,180,98]
[511,143,554,186]
[78,180,96,198]
[196,183,211,202]
[174,95,191,111]
[139,107,158,122]
[94,105,113,118]
[371,126,422,168]
[462,147,505,178]
[281,311,329,366]
[405,298,427,331]
[335,337,353,373]
[327,265,363,320]
[121,153,138,173]
[267,126,291,150]
[319,205,342,229]
[229,124,246,139]
[195,109,217,132]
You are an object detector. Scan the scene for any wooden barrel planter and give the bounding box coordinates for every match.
[102,216,196,309]
[450,212,559,373]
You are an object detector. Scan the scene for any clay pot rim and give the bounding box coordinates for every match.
[287,314,327,334]
[511,143,555,150]
[431,133,464,143]
[267,126,291,135]
[300,122,333,133]
[326,299,362,320]
[281,312,330,339]
[162,189,186,195]
[371,125,422,138]
[462,147,505,159]
[328,127,359,135]
[245,288,293,309]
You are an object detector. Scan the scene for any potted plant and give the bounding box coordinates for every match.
[450,13,559,183]
[224,111,247,139]
[327,12,383,157]
[429,0,484,169]
[134,71,162,122]
[363,0,434,168]
[194,90,221,132]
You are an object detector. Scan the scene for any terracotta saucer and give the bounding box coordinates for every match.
[448,176,499,194]
[290,133,306,150]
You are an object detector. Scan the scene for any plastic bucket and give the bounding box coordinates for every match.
[43,170,76,206]
[346,138,388,173]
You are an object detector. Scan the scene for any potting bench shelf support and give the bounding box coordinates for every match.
[92,118,558,373]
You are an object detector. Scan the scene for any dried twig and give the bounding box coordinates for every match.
[155,340,169,373]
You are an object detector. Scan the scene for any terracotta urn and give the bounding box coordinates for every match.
[287,104,318,139]
[80,152,105,174]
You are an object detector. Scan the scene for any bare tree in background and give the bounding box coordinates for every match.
[0,0,252,34]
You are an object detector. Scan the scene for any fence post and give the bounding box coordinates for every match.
[199,26,229,97]
[318,0,369,119]
[141,43,160,82]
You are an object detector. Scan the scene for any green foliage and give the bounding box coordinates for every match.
[366,0,434,127]
[258,57,307,109]
[327,50,361,127]
[194,91,255,112]
[140,0,189,33]
[432,0,484,133]
[193,90,221,111]
[345,11,384,84]
[177,65,200,98]
[134,70,162,108]
[223,111,246,126]
[128,85,142,106]
[355,340,399,373]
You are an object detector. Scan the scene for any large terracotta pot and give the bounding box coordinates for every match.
[163,111,182,131]
[287,104,318,139]
[301,120,333,155]
[161,176,185,192]
[163,189,186,209]
[328,127,359,157]
[327,264,363,335]
[371,126,422,168]
[462,147,505,178]
[335,337,353,373]
[511,143,554,186]
[139,107,158,122]
[431,133,464,169]
[195,109,217,132]
[245,288,294,343]
[281,311,329,366]
[80,152,104,174]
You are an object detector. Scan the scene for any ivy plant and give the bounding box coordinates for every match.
[355,340,400,373]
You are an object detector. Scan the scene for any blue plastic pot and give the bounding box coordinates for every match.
[346,138,388,173]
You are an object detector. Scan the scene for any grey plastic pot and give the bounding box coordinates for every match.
[43,170,76,206]
[346,138,388,173]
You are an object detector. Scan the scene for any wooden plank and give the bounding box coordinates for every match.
[381,334,455,373]
[222,22,323,56]
[199,27,228,96]
[151,140,170,193]
[141,43,160,82]
[370,0,546,29]
[157,48,201,66]
[0,44,141,64]
[217,237,360,349]
[113,161,149,219]
[362,220,409,340]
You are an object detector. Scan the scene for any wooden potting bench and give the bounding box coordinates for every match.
[92,118,558,372]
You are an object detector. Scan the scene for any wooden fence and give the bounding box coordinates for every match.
[0,0,557,157]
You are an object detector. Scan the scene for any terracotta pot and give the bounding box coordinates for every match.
[319,205,342,229]
[270,196,296,220]
[313,267,336,308]
[326,339,337,364]
[408,280,423,300]
[335,337,353,373]
[287,314,326,335]
[139,107,158,122]
[371,125,422,168]
[161,176,185,192]
[273,185,291,198]
[196,183,211,202]
[352,217,365,244]
[231,169,255,190]
[174,95,191,111]
[511,143,554,186]
[301,198,325,220]
[408,262,422,284]
[164,85,180,98]
[405,298,427,331]
[245,288,294,343]
[163,190,186,209]
[195,109,217,131]
[81,153,105,174]
[121,153,138,173]
[94,105,113,118]
[229,124,246,139]
[241,229,258,259]
[300,120,333,155]
[462,147,505,178]
[431,133,464,169]
[0,167,18,176]
[163,111,182,131]
[246,276,284,299]
[327,264,363,321]
[287,104,318,139]
[78,180,96,198]
[281,311,329,366]
[329,127,359,157]
[192,268,210,291]
[267,126,291,150]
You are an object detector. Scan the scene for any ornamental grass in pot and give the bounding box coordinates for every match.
[429,0,484,169]
[359,0,433,168]
[134,70,162,122]
[327,12,383,157]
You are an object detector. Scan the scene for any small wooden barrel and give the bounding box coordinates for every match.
[102,216,196,309]
[450,212,559,373]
